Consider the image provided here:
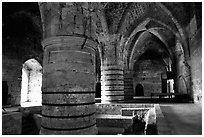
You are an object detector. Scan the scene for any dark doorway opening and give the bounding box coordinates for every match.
[2,81,8,106]
[135,84,144,96]
[95,82,101,98]
[162,79,167,93]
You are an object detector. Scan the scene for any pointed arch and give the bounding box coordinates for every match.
[21,58,42,107]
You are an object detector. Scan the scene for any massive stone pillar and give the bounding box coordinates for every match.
[101,64,124,103]
[124,69,134,100]
[99,34,124,103]
[174,40,191,96]
[40,36,98,135]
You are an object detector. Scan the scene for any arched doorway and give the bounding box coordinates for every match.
[135,84,144,96]
[21,58,42,107]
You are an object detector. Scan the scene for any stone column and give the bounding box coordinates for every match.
[174,40,191,95]
[101,64,124,103]
[40,36,98,135]
[99,34,124,103]
[124,69,134,100]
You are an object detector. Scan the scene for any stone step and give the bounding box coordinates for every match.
[96,114,133,130]
[121,108,150,116]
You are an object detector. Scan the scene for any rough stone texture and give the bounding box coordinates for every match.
[40,36,97,135]
[2,3,202,135]
[40,125,98,135]
[174,40,191,95]
[2,112,22,135]
[96,114,134,131]
[99,34,125,103]
[39,2,96,39]
[33,114,42,132]
[42,93,95,104]
[133,59,166,96]
[2,55,23,106]
[42,104,96,117]
[189,28,202,102]
[4,2,202,105]
[3,2,43,107]
[18,106,42,115]
[124,70,134,100]
[31,103,155,135]
[40,126,98,135]
[101,65,124,102]
[42,114,96,129]
[28,70,42,104]
[121,108,149,117]
[95,103,156,134]
[2,55,42,106]
[96,103,154,115]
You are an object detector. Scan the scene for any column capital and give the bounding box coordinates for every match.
[41,35,98,51]
[98,33,122,46]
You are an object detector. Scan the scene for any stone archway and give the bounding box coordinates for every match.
[135,84,144,96]
[21,58,42,107]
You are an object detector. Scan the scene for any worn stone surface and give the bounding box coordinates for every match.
[121,108,149,117]
[96,103,154,115]
[42,93,95,104]
[40,36,97,134]
[42,104,96,117]
[2,112,22,135]
[96,114,133,130]
[133,59,166,96]
[189,28,202,102]
[18,106,42,115]
[124,70,134,99]
[40,125,98,135]
[2,55,23,106]
[42,114,96,129]
[160,103,202,135]
[2,2,202,135]
[101,65,124,102]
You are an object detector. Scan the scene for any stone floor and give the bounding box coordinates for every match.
[159,102,202,135]
[2,101,202,135]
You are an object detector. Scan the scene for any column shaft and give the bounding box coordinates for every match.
[101,65,124,103]
[124,70,133,100]
[40,36,97,135]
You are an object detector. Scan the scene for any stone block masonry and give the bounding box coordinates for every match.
[2,112,22,135]
[101,65,124,102]
[40,36,98,135]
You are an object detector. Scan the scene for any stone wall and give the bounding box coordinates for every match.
[2,55,23,106]
[189,28,202,102]
[2,112,22,134]
[133,59,166,96]
[28,70,42,104]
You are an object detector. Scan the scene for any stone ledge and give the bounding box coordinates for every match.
[121,107,150,116]
[96,114,134,131]
[96,103,154,115]
[18,106,42,116]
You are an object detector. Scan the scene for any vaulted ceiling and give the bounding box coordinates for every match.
[2,2,201,67]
